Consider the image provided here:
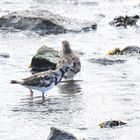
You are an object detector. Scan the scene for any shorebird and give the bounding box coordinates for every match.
[56,40,81,79]
[10,63,72,99]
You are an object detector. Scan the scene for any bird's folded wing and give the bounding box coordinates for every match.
[23,71,55,87]
[57,56,81,73]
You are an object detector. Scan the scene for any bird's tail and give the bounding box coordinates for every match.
[10,80,23,84]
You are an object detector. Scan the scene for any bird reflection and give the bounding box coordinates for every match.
[57,80,82,95]
[11,80,82,114]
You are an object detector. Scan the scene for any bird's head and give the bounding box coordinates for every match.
[60,63,74,73]
[62,40,72,54]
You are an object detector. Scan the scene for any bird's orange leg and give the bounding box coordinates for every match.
[30,89,33,97]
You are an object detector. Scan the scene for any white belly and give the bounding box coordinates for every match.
[24,82,55,93]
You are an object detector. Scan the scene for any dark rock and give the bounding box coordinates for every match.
[99,120,127,128]
[47,127,77,140]
[88,58,125,65]
[110,15,139,27]
[0,10,97,35]
[123,46,140,55]
[30,45,60,72]
[107,46,140,55]
[81,24,97,32]
[0,53,10,58]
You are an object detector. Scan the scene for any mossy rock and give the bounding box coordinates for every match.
[35,46,60,57]
[30,45,60,72]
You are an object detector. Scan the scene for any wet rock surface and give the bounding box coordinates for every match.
[30,45,60,72]
[107,46,140,55]
[99,120,127,128]
[123,46,140,55]
[110,15,139,27]
[0,10,97,35]
[47,127,78,140]
[88,58,125,65]
[0,53,10,58]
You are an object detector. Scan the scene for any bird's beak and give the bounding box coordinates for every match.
[70,68,74,72]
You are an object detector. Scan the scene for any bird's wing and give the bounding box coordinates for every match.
[22,70,56,87]
[56,56,68,68]
[57,55,81,73]
[72,57,81,73]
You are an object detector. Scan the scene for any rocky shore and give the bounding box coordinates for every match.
[0,9,97,35]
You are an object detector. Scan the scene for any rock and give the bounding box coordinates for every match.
[0,10,97,35]
[107,46,140,55]
[80,1,98,6]
[123,46,140,55]
[99,120,127,128]
[110,15,139,27]
[47,127,77,140]
[88,58,125,65]
[0,53,10,58]
[30,45,60,72]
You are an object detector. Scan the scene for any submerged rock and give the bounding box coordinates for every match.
[99,120,127,128]
[89,58,125,65]
[107,46,140,55]
[110,15,139,27]
[30,45,60,72]
[0,10,97,35]
[47,127,77,140]
[0,53,10,58]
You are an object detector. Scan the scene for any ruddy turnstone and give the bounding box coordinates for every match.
[10,63,72,99]
[56,40,81,79]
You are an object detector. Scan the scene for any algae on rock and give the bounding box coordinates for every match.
[110,15,139,27]
[30,45,60,72]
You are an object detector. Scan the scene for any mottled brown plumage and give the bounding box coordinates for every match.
[23,70,56,87]
[56,40,81,79]
[11,63,71,99]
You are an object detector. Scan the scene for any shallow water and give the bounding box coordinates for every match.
[0,0,140,140]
